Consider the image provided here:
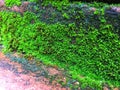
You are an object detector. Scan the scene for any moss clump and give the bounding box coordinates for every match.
[5,0,21,7]
[0,1,120,89]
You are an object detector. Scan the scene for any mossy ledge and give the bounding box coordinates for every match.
[0,0,120,89]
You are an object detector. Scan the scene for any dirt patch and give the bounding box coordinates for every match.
[0,52,70,90]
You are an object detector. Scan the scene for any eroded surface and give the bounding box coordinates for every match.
[0,52,69,90]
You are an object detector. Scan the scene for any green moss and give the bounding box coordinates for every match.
[0,2,120,89]
[42,0,69,11]
[5,0,21,7]
[62,13,70,19]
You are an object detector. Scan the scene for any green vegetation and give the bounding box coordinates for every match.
[42,0,69,11]
[5,0,21,7]
[62,13,70,19]
[0,0,120,89]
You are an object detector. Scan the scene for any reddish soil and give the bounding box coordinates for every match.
[0,52,70,90]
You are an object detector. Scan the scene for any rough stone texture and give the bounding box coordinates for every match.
[0,0,4,7]
[47,67,61,75]
[105,7,120,35]
[110,7,120,13]
[10,1,30,14]
[0,0,30,14]
[11,5,21,12]
[0,52,70,90]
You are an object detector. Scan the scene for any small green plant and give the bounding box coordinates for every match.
[42,0,69,11]
[62,13,70,19]
[5,0,21,7]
